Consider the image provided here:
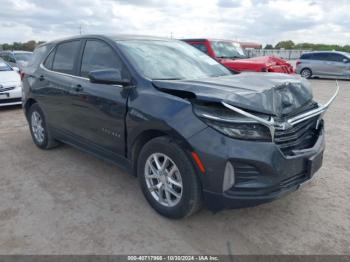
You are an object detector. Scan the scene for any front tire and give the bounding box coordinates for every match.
[28,103,59,149]
[137,137,202,219]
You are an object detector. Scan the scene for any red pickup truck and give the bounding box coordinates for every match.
[182,38,294,74]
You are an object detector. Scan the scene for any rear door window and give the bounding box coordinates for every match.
[80,40,123,78]
[52,41,80,75]
[311,53,328,61]
[300,53,312,60]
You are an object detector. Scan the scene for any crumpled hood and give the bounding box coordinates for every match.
[244,56,291,66]
[153,72,313,116]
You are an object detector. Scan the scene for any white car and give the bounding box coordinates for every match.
[0,59,22,106]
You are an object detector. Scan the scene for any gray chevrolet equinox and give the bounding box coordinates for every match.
[22,35,338,218]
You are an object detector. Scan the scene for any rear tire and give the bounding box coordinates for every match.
[137,136,202,219]
[28,103,59,149]
[300,68,312,79]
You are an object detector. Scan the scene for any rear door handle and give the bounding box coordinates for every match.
[39,75,45,81]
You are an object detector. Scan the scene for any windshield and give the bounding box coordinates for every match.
[14,53,33,62]
[0,61,12,71]
[116,40,231,80]
[211,41,246,59]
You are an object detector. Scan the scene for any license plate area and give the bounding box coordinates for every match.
[0,93,9,98]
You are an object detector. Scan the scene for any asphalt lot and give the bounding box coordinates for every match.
[0,79,349,255]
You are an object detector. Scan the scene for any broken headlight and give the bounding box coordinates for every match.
[193,103,271,141]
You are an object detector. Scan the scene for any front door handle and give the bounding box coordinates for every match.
[71,84,84,92]
[39,75,45,81]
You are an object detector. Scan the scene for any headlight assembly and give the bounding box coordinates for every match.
[193,103,272,141]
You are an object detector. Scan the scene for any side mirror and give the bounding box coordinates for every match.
[88,69,131,86]
[343,58,349,63]
[12,67,20,73]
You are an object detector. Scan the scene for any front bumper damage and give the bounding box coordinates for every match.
[222,81,339,142]
[189,82,339,211]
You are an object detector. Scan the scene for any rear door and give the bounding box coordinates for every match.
[39,40,83,132]
[67,39,130,157]
[309,53,332,76]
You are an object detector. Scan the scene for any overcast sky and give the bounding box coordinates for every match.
[0,0,349,45]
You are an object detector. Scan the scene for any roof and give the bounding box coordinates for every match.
[302,50,350,56]
[38,34,174,48]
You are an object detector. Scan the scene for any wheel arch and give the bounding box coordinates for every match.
[24,98,38,119]
[129,128,196,177]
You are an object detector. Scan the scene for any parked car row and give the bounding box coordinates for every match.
[0,58,22,107]
[20,35,338,218]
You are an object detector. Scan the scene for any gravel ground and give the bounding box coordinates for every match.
[0,79,349,255]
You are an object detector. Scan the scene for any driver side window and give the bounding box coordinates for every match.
[80,40,125,79]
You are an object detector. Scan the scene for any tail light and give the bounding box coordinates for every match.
[296,60,301,66]
[20,71,25,81]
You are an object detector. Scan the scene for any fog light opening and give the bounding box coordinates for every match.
[223,162,235,192]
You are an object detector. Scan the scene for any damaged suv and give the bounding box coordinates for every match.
[22,35,338,218]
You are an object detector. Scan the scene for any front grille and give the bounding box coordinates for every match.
[275,116,321,156]
[0,97,22,104]
[0,86,15,92]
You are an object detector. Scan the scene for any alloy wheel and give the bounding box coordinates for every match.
[301,69,311,78]
[144,153,183,207]
[31,111,45,144]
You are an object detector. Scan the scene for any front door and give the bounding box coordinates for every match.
[67,39,130,157]
[325,53,350,78]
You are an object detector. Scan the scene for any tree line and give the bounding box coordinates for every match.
[265,40,350,52]
[0,40,45,52]
[1,39,350,53]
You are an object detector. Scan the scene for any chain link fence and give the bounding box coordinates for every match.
[245,49,311,60]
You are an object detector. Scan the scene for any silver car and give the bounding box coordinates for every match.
[296,51,350,79]
[0,50,33,72]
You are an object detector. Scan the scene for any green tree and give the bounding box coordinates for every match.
[275,40,295,49]
[264,44,274,49]
[23,40,36,51]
